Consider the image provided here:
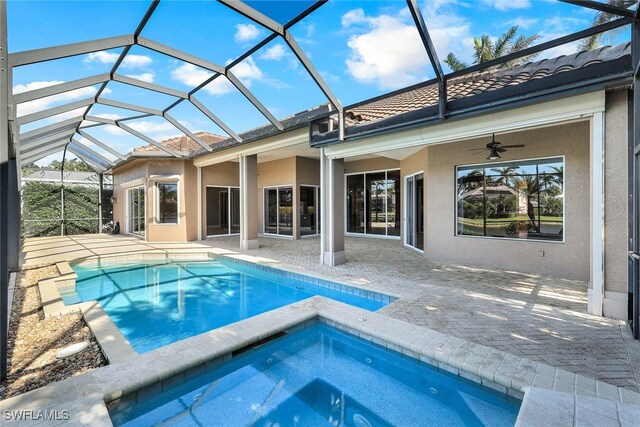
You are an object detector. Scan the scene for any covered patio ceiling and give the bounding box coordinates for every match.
[3,0,638,173]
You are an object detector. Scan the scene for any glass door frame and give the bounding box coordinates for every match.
[263,185,294,237]
[126,185,145,238]
[299,184,320,237]
[344,168,401,239]
[403,171,424,253]
[205,185,240,238]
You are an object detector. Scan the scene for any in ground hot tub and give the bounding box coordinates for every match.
[108,323,520,426]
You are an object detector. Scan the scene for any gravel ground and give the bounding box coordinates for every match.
[0,266,106,400]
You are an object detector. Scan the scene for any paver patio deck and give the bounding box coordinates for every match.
[19,233,640,391]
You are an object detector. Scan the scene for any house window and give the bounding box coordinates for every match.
[456,157,564,241]
[156,182,178,224]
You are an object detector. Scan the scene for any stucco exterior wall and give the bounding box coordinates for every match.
[112,159,193,242]
[425,121,591,281]
[603,91,629,317]
[344,157,400,174]
[145,159,189,242]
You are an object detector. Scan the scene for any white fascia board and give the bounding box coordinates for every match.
[148,174,180,181]
[121,177,146,189]
[324,91,606,159]
[193,128,308,167]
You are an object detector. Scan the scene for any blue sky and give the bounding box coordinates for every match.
[7,0,632,165]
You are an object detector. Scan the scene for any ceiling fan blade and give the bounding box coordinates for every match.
[496,148,507,153]
[499,144,525,148]
[468,148,488,152]
[473,151,488,155]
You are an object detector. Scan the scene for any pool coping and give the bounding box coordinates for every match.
[1,296,639,426]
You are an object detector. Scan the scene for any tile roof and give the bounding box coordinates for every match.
[134,132,227,154]
[345,43,631,123]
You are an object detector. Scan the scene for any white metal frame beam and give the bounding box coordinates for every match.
[21,139,70,163]
[13,74,110,104]
[70,138,115,166]
[9,35,135,67]
[21,130,76,152]
[16,97,94,126]
[67,145,106,172]
[77,130,127,160]
[19,117,82,142]
[117,122,182,157]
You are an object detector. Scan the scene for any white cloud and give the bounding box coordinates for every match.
[341,8,366,27]
[260,44,287,61]
[415,1,475,72]
[171,57,264,95]
[103,120,178,140]
[343,11,429,89]
[94,113,123,120]
[508,17,539,29]
[234,23,261,43]
[125,72,155,83]
[84,51,152,69]
[482,0,531,11]
[14,81,100,117]
[536,16,590,59]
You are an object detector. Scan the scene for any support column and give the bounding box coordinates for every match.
[98,173,103,233]
[196,166,202,241]
[320,149,346,266]
[0,0,10,381]
[7,159,19,270]
[589,111,605,316]
[239,154,259,250]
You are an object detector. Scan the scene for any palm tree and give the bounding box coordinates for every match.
[490,166,518,187]
[445,26,540,72]
[579,1,636,51]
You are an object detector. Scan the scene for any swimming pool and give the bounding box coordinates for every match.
[109,323,520,426]
[65,258,392,353]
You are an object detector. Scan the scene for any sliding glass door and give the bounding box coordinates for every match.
[346,170,400,237]
[405,173,424,251]
[206,186,240,236]
[127,186,145,237]
[300,185,320,236]
[264,186,293,236]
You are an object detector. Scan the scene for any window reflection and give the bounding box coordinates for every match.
[457,158,564,241]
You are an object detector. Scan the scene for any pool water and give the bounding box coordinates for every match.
[66,259,389,353]
[109,324,521,426]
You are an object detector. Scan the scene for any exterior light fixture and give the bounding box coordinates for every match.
[487,147,501,160]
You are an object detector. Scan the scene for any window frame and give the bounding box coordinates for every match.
[205,185,240,237]
[154,179,180,226]
[262,184,294,238]
[455,155,566,244]
[344,168,402,239]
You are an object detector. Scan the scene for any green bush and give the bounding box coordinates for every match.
[22,181,113,237]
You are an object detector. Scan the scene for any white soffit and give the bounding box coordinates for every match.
[325,91,606,160]
[194,128,309,168]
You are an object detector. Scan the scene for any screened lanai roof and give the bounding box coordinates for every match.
[5,0,638,173]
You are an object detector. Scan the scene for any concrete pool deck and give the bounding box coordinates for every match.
[18,233,640,392]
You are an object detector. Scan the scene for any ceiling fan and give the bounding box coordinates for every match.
[469,134,525,160]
